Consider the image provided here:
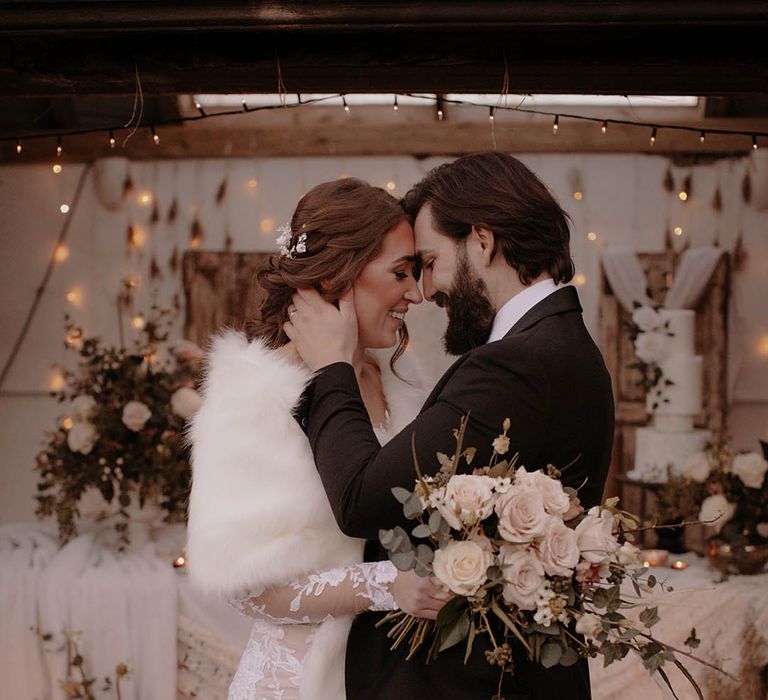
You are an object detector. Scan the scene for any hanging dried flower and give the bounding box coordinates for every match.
[711,187,723,211]
[149,255,162,280]
[742,172,752,203]
[224,231,233,252]
[216,177,228,204]
[123,173,134,197]
[663,167,675,193]
[169,246,179,273]
[150,201,160,224]
[190,217,204,248]
[733,233,747,271]
[167,198,178,223]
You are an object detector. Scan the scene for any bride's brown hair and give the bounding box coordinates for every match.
[245,178,412,368]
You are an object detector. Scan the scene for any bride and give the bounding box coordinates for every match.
[186,178,447,700]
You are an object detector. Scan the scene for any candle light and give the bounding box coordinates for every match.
[670,560,689,570]
[641,549,669,567]
[172,555,187,569]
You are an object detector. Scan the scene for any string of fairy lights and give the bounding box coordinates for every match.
[4,93,768,156]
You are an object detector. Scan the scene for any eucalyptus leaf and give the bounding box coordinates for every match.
[412,523,431,538]
[403,495,424,520]
[541,643,562,668]
[391,550,415,571]
[428,510,442,534]
[559,646,580,667]
[391,486,413,504]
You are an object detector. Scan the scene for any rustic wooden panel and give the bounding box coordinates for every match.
[600,250,731,502]
[182,251,271,349]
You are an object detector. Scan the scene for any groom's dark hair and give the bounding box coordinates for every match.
[402,151,574,285]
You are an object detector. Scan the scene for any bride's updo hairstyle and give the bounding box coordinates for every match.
[246,178,411,365]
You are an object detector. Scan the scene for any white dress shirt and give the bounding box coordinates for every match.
[486,278,561,343]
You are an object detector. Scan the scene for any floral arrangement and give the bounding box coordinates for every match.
[35,308,203,548]
[379,417,721,698]
[626,302,674,409]
[658,441,768,551]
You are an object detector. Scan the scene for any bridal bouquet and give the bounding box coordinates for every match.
[379,417,713,698]
[35,307,202,548]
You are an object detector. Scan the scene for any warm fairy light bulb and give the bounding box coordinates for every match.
[489,107,495,122]
[437,108,444,120]
[757,335,768,357]
[260,217,275,234]
[573,191,583,201]
[151,126,160,145]
[386,181,396,192]
[125,274,139,288]
[53,244,69,262]
[587,231,597,242]
[137,191,154,207]
[130,226,147,247]
[66,288,83,306]
[52,164,63,174]
[109,130,116,148]
[700,131,706,144]
[190,235,202,249]
[678,191,688,201]
[247,178,259,190]
[601,121,608,134]
[49,372,65,391]
[65,326,83,348]
[343,96,350,114]
[16,139,22,154]
[60,204,70,214]
[173,555,187,568]
[552,115,559,134]
[131,314,146,330]
[62,417,74,430]
[649,128,657,146]
[753,135,759,150]
[573,272,587,287]
[393,95,399,112]
[241,98,249,112]
[674,226,684,236]
[56,137,63,157]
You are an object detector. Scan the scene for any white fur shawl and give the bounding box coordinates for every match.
[185,330,426,700]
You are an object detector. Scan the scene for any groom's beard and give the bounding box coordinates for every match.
[434,253,496,356]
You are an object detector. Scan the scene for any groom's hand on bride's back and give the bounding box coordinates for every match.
[284,287,358,370]
[391,570,452,620]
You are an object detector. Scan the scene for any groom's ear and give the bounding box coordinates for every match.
[470,225,495,266]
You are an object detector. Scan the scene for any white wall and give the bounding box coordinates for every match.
[2,153,767,523]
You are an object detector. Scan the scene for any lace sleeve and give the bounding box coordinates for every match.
[229,560,398,624]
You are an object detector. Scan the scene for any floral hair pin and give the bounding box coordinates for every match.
[275,223,308,259]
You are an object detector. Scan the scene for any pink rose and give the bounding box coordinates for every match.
[495,485,553,543]
[574,507,619,563]
[499,546,545,610]
[514,468,571,515]
[436,474,497,530]
[539,520,580,576]
[432,540,494,597]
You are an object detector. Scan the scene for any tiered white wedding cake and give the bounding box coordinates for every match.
[629,309,711,482]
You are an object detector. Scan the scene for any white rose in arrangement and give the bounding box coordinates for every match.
[634,331,668,364]
[67,421,98,455]
[171,387,203,419]
[514,468,571,515]
[681,451,711,483]
[575,612,603,640]
[498,546,545,611]
[730,452,768,490]
[539,519,580,576]
[574,507,620,563]
[617,541,643,566]
[436,474,497,529]
[495,486,553,543]
[699,494,736,533]
[632,306,663,332]
[492,435,510,455]
[122,400,152,432]
[432,540,493,597]
[71,394,97,421]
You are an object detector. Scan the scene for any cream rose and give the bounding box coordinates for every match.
[71,394,96,421]
[436,474,497,529]
[122,400,152,432]
[681,451,711,483]
[432,540,493,597]
[495,485,553,543]
[67,421,98,455]
[514,468,571,515]
[632,306,662,332]
[699,494,736,533]
[634,331,668,364]
[539,520,580,576]
[170,387,203,419]
[575,507,619,563]
[492,435,510,455]
[731,452,768,490]
[499,546,545,610]
[575,612,603,640]
[617,541,643,566]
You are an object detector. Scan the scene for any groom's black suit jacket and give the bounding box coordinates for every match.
[299,286,614,700]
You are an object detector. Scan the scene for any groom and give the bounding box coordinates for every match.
[286,152,615,699]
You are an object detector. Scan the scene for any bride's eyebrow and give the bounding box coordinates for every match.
[390,255,417,265]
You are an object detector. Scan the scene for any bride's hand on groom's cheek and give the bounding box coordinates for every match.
[283,287,358,370]
[392,570,453,620]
